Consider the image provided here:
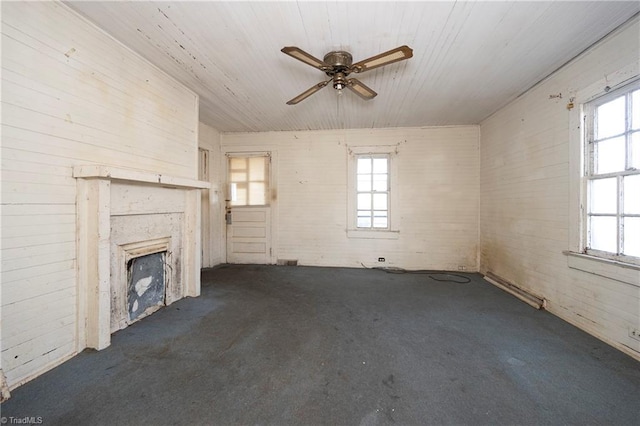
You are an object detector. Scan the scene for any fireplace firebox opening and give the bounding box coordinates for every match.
[127,251,167,322]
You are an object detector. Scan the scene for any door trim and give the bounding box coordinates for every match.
[224,150,277,264]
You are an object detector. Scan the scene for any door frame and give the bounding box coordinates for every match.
[223,149,277,264]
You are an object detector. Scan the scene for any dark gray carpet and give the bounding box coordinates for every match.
[2,264,639,425]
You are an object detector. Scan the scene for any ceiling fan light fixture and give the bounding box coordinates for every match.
[333,72,347,91]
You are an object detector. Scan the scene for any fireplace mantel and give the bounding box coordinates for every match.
[73,165,210,189]
[74,165,209,351]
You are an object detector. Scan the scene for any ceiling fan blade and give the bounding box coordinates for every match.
[346,78,377,100]
[286,80,331,105]
[281,46,330,71]
[350,45,413,73]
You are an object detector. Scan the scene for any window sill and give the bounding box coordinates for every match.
[347,229,400,240]
[563,251,640,287]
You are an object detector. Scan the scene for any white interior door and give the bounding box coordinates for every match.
[226,153,272,264]
[226,207,271,264]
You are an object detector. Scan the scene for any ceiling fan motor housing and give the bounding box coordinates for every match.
[323,51,353,75]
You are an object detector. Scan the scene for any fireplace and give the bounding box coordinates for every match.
[111,237,172,331]
[74,165,209,350]
[127,250,166,322]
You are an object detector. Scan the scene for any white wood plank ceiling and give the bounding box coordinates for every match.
[66,1,639,133]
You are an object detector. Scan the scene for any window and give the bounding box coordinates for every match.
[584,81,640,263]
[356,155,389,229]
[347,146,398,239]
[228,154,269,206]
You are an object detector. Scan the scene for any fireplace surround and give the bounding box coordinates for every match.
[74,165,209,350]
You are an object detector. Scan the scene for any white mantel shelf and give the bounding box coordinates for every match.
[73,165,210,189]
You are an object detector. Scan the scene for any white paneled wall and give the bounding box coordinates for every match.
[1,2,198,388]
[222,126,479,270]
[480,18,640,359]
[198,123,224,267]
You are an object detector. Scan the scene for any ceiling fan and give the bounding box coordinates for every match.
[281,45,413,105]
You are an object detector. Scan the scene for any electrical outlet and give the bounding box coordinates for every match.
[458,266,466,271]
[629,328,640,342]
[378,257,385,262]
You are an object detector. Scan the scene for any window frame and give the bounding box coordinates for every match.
[347,145,399,239]
[355,154,390,230]
[583,80,640,265]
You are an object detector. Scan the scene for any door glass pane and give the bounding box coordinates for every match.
[623,175,640,214]
[234,186,247,206]
[230,172,247,182]
[590,178,617,214]
[230,183,238,203]
[248,182,266,205]
[229,155,269,206]
[589,216,617,253]
[623,217,640,257]
[632,132,640,169]
[596,96,625,139]
[632,90,640,130]
[595,136,625,174]
[357,193,371,210]
[230,157,245,169]
[249,157,266,180]
[373,193,387,210]
[357,158,372,174]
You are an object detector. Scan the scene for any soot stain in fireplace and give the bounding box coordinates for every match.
[127,252,166,322]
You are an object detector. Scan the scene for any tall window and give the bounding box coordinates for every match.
[228,154,269,206]
[356,154,389,229]
[585,81,640,262]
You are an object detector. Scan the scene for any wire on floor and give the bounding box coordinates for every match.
[361,263,471,283]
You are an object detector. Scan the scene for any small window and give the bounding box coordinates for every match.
[228,154,269,206]
[356,154,389,229]
[584,81,640,263]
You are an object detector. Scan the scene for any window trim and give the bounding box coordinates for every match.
[356,154,390,230]
[347,145,399,239]
[564,250,640,288]
[582,79,640,266]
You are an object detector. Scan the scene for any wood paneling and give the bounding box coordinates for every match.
[222,126,479,271]
[1,2,198,388]
[67,1,639,132]
[480,18,640,360]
